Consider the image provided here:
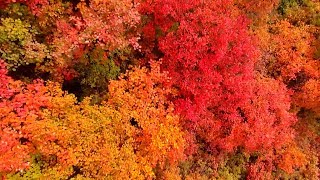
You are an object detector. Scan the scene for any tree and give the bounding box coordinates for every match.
[252,1,320,177]
[139,0,300,177]
[21,61,186,179]
[50,0,141,81]
[0,59,52,174]
[234,0,280,19]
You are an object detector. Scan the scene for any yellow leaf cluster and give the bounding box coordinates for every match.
[29,61,185,179]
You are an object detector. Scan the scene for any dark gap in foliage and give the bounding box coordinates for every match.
[39,71,50,81]
[63,0,89,8]
[67,166,82,180]
[152,40,164,60]
[62,78,83,101]
[291,46,297,51]
[297,107,308,118]
[8,63,36,80]
[268,69,281,79]
[237,107,248,123]
[35,33,47,44]
[196,135,215,155]
[286,71,308,91]
[130,118,142,129]
[249,154,258,163]
[119,60,131,74]
[19,137,29,145]
[163,102,169,110]
[8,63,49,82]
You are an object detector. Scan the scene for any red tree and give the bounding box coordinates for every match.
[140,0,297,157]
[0,60,52,173]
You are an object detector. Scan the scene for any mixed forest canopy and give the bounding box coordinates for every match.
[0,0,319,179]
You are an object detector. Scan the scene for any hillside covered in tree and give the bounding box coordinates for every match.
[0,0,319,179]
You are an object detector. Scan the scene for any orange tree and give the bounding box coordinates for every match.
[7,61,186,179]
[251,0,320,178]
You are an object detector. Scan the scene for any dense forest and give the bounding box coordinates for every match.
[0,0,319,179]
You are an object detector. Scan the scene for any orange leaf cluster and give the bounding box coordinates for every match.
[26,61,186,178]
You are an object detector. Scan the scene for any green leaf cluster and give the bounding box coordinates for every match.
[217,153,249,180]
[0,17,49,70]
[278,0,320,26]
[77,48,120,89]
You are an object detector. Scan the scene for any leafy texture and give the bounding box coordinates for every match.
[20,61,185,179]
[0,17,49,70]
[0,59,51,173]
[0,0,319,179]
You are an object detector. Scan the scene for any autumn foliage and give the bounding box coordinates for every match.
[0,59,52,173]
[0,0,319,179]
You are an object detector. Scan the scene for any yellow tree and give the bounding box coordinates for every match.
[26,60,186,179]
